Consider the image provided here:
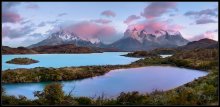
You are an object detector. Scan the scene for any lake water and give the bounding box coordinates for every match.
[2,66,208,99]
[160,54,173,58]
[2,52,141,71]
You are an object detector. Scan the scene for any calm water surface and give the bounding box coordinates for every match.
[2,66,208,99]
[2,52,140,70]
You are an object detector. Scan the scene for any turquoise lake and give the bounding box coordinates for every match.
[2,66,207,99]
[2,52,141,71]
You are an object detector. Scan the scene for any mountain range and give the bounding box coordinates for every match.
[3,28,218,54]
[29,28,189,51]
[109,28,189,51]
[2,38,218,54]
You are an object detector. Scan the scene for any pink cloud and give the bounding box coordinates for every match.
[62,21,116,40]
[128,20,184,34]
[91,19,112,24]
[101,10,116,17]
[2,2,22,23]
[127,24,145,31]
[189,30,218,41]
[124,15,141,24]
[141,2,177,19]
[2,12,22,23]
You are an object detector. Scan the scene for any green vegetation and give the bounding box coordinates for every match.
[131,48,218,71]
[122,51,159,58]
[149,48,177,55]
[2,65,128,83]
[6,58,39,65]
[2,48,218,105]
[34,83,65,105]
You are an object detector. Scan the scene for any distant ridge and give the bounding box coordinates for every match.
[177,38,218,50]
[2,44,122,54]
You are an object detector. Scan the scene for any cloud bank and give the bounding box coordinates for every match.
[2,2,22,23]
[124,15,141,24]
[53,21,117,42]
[141,2,177,19]
[189,29,218,41]
[91,19,112,24]
[184,7,218,25]
[101,10,116,17]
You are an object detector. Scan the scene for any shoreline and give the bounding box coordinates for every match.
[3,48,217,84]
[2,60,210,84]
[2,51,132,55]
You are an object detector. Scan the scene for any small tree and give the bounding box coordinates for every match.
[34,83,65,105]
[44,83,64,105]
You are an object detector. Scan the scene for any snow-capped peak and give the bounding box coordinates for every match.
[153,30,181,37]
[153,30,167,37]
[49,30,80,41]
[58,32,79,41]
[47,29,104,45]
[139,30,148,36]
[166,30,181,36]
[123,28,184,43]
[90,38,101,44]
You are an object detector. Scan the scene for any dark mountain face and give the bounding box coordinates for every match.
[207,42,219,49]
[108,29,189,51]
[108,37,143,51]
[156,30,189,46]
[178,38,218,50]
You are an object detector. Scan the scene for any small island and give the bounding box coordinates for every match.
[6,58,39,65]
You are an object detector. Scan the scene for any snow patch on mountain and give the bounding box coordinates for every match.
[90,38,101,44]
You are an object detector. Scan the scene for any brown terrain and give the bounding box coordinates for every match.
[2,46,38,54]
[177,38,218,50]
[31,44,101,54]
[2,44,102,54]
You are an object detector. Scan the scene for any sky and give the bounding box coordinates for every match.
[2,2,218,47]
